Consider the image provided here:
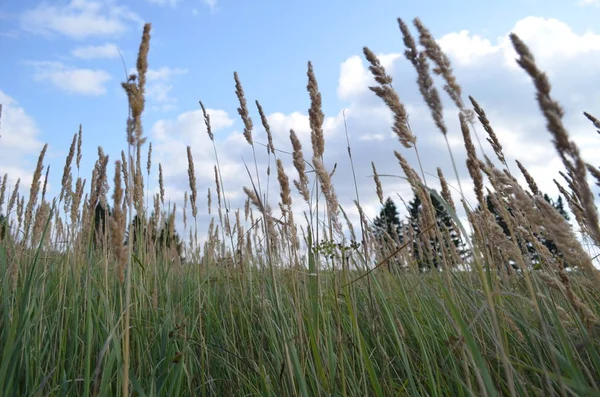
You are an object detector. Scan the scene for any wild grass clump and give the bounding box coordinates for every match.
[1,17,600,397]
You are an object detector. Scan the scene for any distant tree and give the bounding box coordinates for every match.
[125,212,184,262]
[0,213,8,241]
[372,197,405,270]
[547,194,569,222]
[373,197,403,241]
[405,191,469,271]
[153,219,184,260]
[479,192,571,269]
[93,202,111,249]
[125,214,147,251]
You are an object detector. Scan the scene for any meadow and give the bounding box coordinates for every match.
[1,16,600,396]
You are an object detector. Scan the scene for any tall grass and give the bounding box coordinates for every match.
[1,16,600,397]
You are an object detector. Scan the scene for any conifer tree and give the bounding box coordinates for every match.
[372,197,405,270]
[405,191,468,271]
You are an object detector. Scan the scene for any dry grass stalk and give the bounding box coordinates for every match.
[206,188,211,216]
[307,62,325,158]
[7,178,20,217]
[243,198,250,222]
[371,161,384,205]
[17,196,24,235]
[515,160,540,196]
[289,129,310,202]
[363,47,415,149]
[84,167,98,242]
[557,268,600,326]
[585,163,600,189]
[340,207,357,243]
[313,157,341,233]
[158,163,165,205]
[256,100,275,155]
[276,159,292,213]
[214,166,221,208]
[510,33,600,247]
[90,148,109,211]
[0,173,7,215]
[305,61,341,233]
[120,151,129,203]
[399,18,447,136]
[151,193,160,233]
[60,133,77,205]
[243,186,278,254]
[186,146,198,219]
[234,72,254,145]
[470,96,506,166]
[146,142,152,176]
[71,178,85,227]
[235,209,244,266]
[122,24,151,147]
[199,101,213,141]
[182,191,188,231]
[41,165,50,204]
[76,124,82,171]
[134,145,144,215]
[437,167,455,211]
[460,112,484,207]
[24,143,48,244]
[554,179,586,233]
[583,111,600,133]
[394,151,435,240]
[32,201,51,249]
[110,160,127,281]
[413,18,465,116]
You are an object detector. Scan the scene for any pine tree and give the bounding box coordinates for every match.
[373,197,403,241]
[554,195,570,221]
[372,197,405,270]
[405,191,468,271]
[0,213,8,241]
[93,202,111,249]
[479,193,571,269]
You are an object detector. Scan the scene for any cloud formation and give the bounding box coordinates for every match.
[71,42,120,59]
[20,0,142,40]
[0,91,45,188]
[27,61,112,96]
[143,67,189,111]
[146,16,600,240]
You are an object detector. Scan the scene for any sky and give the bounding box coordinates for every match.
[1,0,600,255]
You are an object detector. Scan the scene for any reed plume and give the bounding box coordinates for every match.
[24,143,48,244]
[510,33,600,247]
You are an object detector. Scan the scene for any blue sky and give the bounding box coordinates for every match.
[1,0,600,251]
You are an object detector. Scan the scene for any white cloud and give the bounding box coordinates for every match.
[147,67,188,81]
[27,61,112,96]
[438,30,498,66]
[338,55,370,102]
[71,43,120,59]
[20,0,143,40]
[0,91,45,188]
[132,67,188,111]
[202,0,218,13]
[578,0,600,6]
[437,17,600,71]
[501,17,600,67]
[146,0,182,6]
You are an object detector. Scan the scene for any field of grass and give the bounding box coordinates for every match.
[1,17,600,397]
